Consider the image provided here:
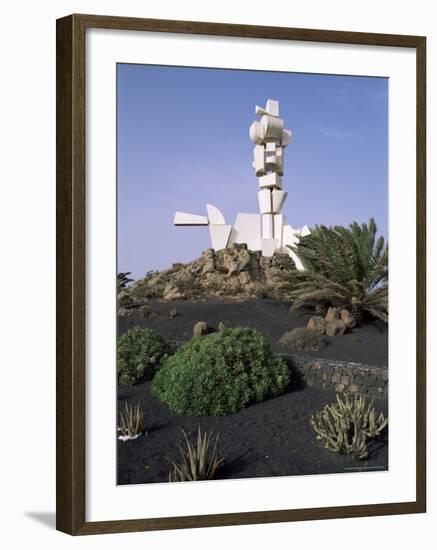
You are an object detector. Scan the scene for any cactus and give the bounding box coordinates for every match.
[310,394,388,460]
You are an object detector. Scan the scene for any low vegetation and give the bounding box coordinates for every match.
[310,394,388,459]
[117,402,143,440]
[117,327,173,385]
[169,428,224,482]
[278,326,327,352]
[152,327,290,416]
[285,219,388,323]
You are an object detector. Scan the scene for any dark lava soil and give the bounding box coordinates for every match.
[118,298,388,366]
[117,381,388,485]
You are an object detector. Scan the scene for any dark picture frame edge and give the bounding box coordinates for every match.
[56,13,426,536]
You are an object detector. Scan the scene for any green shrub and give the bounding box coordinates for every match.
[152,327,290,416]
[117,327,173,385]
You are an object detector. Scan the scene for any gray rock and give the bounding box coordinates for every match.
[325,307,341,323]
[326,319,347,336]
[163,283,184,301]
[340,309,356,329]
[193,321,209,337]
[307,315,326,334]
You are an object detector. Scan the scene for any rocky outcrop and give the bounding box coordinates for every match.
[124,244,296,302]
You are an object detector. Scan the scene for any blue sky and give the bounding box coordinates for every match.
[117,64,388,279]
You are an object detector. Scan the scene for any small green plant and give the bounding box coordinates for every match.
[310,394,388,459]
[117,327,173,385]
[117,402,143,440]
[152,327,290,416]
[169,428,224,482]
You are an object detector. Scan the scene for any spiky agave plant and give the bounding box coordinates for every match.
[117,402,143,440]
[169,427,224,482]
[286,218,388,323]
[310,394,388,460]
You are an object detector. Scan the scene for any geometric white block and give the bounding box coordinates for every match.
[249,120,265,145]
[265,142,276,153]
[253,145,266,176]
[258,189,272,214]
[264,148,283,176]
[228,213,262,251]
[273,214,285,247]
[256,99,279,118]
[208,224,232,250]
[277,148,284,175]
[206,204,226,224]
[266,99,279,117]
[262,214,274,239]
[261,238,278,257]
[261,115,284,142]
[265,155,281,174]
[174,212,208,225]
[300,224,311,237]
[272,190,288,213]
[282,128,292,147]
[259,173,282,190]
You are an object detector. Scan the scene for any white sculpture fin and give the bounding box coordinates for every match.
[206,204,226,224]
[209,225,232,250]
[300,224,311,237]
[174,212,208,226]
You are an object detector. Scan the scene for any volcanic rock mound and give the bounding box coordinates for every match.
[120,243,296,303]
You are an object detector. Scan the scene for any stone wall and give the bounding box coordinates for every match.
[281,353,388,399]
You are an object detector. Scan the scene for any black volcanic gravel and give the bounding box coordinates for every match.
[117,381,388,485]
[118,298,388,366]
[117,298,388,485]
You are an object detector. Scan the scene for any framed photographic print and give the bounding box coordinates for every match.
[56,14,426,535]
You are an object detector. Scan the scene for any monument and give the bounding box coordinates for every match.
[173,99,310,270]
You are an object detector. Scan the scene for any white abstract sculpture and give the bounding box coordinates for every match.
[174,99,310,270]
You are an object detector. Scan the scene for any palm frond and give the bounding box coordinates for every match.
[283,219,388,323]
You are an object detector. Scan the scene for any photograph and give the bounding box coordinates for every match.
[115,63,389,485]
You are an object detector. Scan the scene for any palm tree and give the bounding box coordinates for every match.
[117,272,133,293]
[285,219,388,323]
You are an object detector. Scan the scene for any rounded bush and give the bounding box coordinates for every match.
[152,327,290,416]
[117,327,173,386]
